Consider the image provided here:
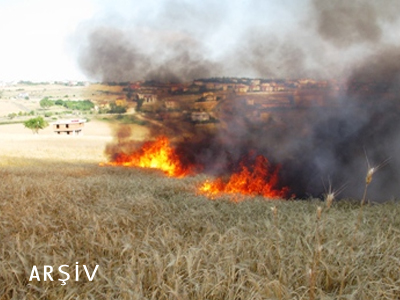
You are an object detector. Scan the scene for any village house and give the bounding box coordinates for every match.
[17,92,30,99]
[205,83,215,90]
[275,83,286,91]
[260,83,274,92]
[130,83,141,90]
[165,100,180,110]
[191,111,210,122]
[234,84,249,93]
[193,80,204,86]
[137,93,158,104]
[115,98,127,106]
[214,83,228,91]
[52,119,86,136]
[249,85,261,92]
[202,92,217,102]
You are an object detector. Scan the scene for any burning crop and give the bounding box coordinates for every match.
[101,136,192,178]
[198,155,290,201]
[102,135,291,200]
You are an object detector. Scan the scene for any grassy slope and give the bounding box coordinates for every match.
[0,159,400,299]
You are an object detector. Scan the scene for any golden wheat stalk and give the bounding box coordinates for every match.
[322,178,347,210]
[361,154,390,206]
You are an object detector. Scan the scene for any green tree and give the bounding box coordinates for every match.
[7,113,17,119]
[23,116,49,134]
[108,102,127,114]
[54,99,64,106]
[136,98,144,111]
[39,97,54,109]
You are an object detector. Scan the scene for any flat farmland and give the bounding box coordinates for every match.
[0,120,149,164]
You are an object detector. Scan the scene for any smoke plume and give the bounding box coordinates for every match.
[81,0,400,200]
[312,0,400,47]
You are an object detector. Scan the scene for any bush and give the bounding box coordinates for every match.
[55,99,64,106]
[108,102,127,114]
[7,113,17,119]
[40,97,54,109]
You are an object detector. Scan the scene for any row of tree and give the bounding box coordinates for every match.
[40,98,94,111]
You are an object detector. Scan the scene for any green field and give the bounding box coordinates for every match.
[1,159,400,299]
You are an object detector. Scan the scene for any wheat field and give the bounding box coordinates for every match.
[0,155,400,299]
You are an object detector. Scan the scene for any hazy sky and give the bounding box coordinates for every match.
[0,0,301,82]
[0,0,95,81]
[1,0,400,82]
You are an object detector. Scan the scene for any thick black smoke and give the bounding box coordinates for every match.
[84,0,400,200]
[78,26,220,83]
[163,79,400,200]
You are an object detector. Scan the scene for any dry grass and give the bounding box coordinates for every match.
[0,121,148,164]
[1,158,400,299]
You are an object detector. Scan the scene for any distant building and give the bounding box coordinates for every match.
[137,93,158,103]
[249,85,260,92]
[191,112,210,122]
[205,83,215,90]
[260,83,274,92]
[52,119,86,136]
[193,80,204,86]
[202,92,217,102]
[215,83,228,91]
[17,93,30,99]
[165,100,179,109]
[234,84,249,93]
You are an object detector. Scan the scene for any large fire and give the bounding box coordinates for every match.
[198,155,289,201]
[101,135,291,200]
[101,136,192,177]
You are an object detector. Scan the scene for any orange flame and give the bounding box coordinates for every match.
[198,155,289,201]
[101,136,191,177]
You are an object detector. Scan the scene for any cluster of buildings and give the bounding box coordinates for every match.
[119,78,340,123]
